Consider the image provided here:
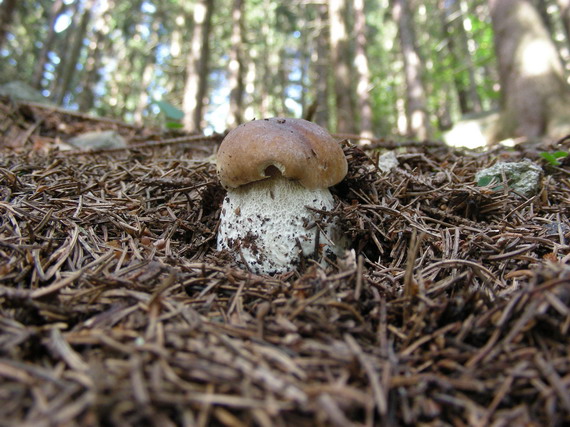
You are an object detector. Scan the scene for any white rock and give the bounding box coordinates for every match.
[378,151,399,173]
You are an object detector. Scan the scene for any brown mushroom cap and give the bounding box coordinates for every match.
[217,118,348,189]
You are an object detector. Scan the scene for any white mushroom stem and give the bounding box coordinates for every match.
[217,177,344,274]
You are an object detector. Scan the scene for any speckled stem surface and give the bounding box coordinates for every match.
[217,177,342,274]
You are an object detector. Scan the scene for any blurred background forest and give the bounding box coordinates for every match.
[3,0,570,147]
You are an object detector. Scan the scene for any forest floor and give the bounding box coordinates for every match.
[1,98,569,426]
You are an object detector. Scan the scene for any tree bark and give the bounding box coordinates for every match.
[134,20,160,125]
[298,5,310,117]
[534,0,554,33]
[314,4,330,128]
[79,0,114,111]
[393,0,431,140]
[353,0,373,138]
[244,50,258,120]
[50,0,80,99]
[259,0,275,117]
[0,0,17,50]
[277,45,288,116]
[33,0,66,89]
[78,29,104,112]
[183,0,215,132]
[329,0,356,133]
[559,0,570,47]
[439,0,482,115]
[55,2,92,106]
[227,0,245,128]
[489,0,570,141]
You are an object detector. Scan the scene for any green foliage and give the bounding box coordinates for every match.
[476,175,495,187]
[154,100,184,129]
[540,151,569,166]
[154,100,184,120]
[0,0,504,133]
[165,122,184,129]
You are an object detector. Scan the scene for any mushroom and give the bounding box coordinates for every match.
[216,117,348,274]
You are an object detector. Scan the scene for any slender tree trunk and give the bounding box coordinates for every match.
[314,4,330,128]
[298,5,310,117]
[393,0,431,140]
[393,0,430,140]
[166,8,187,96]
[534,0,568,71]
[439,0,482,114]
[183,0,215,132]
[559,0,570,46]
[134,60,155,124]
[534,0,554,33]
[134,20,160,124]
[259,0,272,117]
[51,0,80,99]
[277,46,288,115]
[78,0,113,111]
[55,2,92,106]
[458,0,483,113]
[78,30,104,111]
[33,0,66,89]
[244,51,258,120]
[329,0,356,133]
[227,0,244,128]
[0,0,17,50]
[436,82,454,131]
[299,36,308,116]
[353,0,373,138]
[489,0,570,141]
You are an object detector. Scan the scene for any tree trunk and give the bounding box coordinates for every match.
[534,0,554,33]
[78,0,113,111]
[227,0,244,128]
[559,0,570,47]
[183,0,215,132]
[439,0,482,115]
[534,0,568,71]
[134,20,160,124]
[314,4,330,129]
[33,0,66,89]
[51,0,81,100]
[259,0,273,117]
[329,0,356,133]
[0,0,17,50]
[78,30,104,112]
[393,0,431,140]
[277,46,288,116]
[244,51,258,121]
[353,0,373,138]
[55,2,92,106]
[458,0,483,113]
[298,5,310,117]
[299,35,308,116]
[489,0,570,141]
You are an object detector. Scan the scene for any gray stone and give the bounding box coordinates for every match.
[0,81,51,104]
[68,130,127,150]
[378,151,399,173]
[475,160,542,197]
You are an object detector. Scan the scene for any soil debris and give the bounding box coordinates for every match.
[1,100,569,425]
